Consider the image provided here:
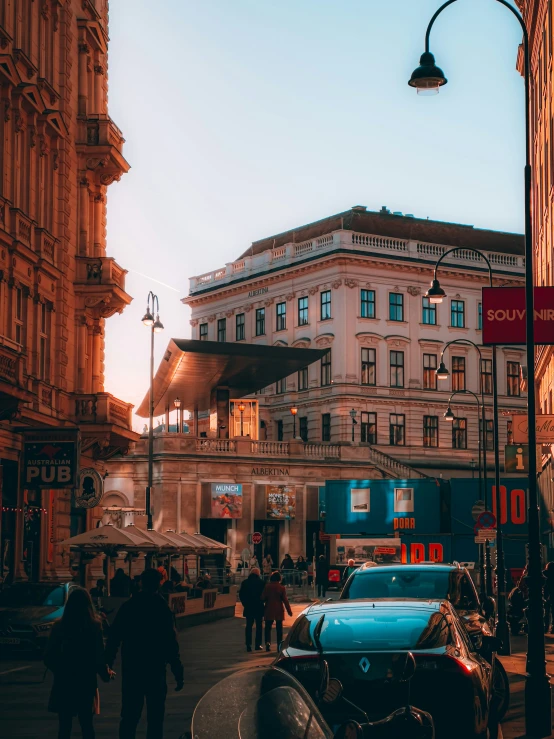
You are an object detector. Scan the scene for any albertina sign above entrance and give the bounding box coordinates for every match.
[482,286,554,345]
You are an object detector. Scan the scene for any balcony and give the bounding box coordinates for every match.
[187,230,525,296]
[77,114,130,186]
[0,335,33,419]
[73,392,139,459]
[74,256,132,317]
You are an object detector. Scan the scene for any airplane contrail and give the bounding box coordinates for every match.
[127,269,181,293]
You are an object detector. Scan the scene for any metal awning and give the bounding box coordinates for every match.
[136,339,327,417]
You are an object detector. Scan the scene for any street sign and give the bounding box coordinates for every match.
[476,511,496,530]
[475,528,496,543]
[471,501,485,521]
[482,286,554,345]
[512,414,554,444]
[252,532,263,545]
[246,533,253,545]
[504,444,531,473]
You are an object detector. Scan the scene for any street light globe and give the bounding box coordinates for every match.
[153,314,164,333]
[408,52,447,95]
[426,278,446,304]
[290,406,298,416]
[238,403,246,412]
[436,361,449,380]
[174,397,182,409]
[349,408,357,419]
[444,406,455,422]
[142,308,154,326]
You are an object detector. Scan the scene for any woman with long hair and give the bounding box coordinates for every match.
[261,571,292,651]
[44,587,113,739]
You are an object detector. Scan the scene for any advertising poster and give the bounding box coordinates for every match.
[210,483,243,518]
[336,538,401,564]
[351,488,370,513]
[266,485,296,519]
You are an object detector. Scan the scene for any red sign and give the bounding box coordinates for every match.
[482,286,554,345]
[252,532,262,545]
[476,511,496,530]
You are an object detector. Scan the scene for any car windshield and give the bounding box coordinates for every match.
[317,609,451,652]
[341,569,476,608]
[0,583,65,607]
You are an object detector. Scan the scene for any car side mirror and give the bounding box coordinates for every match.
[482,596,496,620]
[334,720,363,739]
[321,678,343,705]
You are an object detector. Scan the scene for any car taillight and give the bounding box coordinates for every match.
[328,570,340,582]
[414,654,472,675]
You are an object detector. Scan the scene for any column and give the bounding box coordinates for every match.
[93,193,104,257]
[93,60,105,113]
[78,43,89,117]
[79,177,89,255]
[91,323,102,393]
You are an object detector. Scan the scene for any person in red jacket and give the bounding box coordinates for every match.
[261,571,293,651]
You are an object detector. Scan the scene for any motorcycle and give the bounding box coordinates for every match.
[188,653,434,739]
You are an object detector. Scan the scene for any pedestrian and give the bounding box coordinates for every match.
[544,561,554,633]
[280,553,295,586]
[343,558,358,582]
[262,571,292,652]
[238,567,265,652]
[90,579,106,601]
[157,566,168,585]
[315,555,329,599]
[110,568,131,597]
[249,554,260,570]
[262,553,273,581]
[296,555,308,573]
[195,572,212,590]
[44,587,114,739]
[105,568,184,739]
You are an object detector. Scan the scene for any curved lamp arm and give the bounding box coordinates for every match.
[447,388,481,408]
[432,246,493,288]
[439,337,482,364]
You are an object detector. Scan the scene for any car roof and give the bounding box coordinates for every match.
[306,599,451,617]
[352,564,461,573]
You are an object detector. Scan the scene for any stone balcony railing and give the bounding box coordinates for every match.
[0,335,24,387]
[146,435,344,460]
[83,114,125,154]
[75,256,127,291]
[188,230,525,294]
[74,392,133,430]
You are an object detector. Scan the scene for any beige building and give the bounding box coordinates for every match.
[106,206,527,566]
[0,1,136,583]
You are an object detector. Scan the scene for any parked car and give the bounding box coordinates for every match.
[276,598,501,738]
[339,562,509,719]
[0,582,77,653]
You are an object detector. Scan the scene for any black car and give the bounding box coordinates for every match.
[277,599,499,738]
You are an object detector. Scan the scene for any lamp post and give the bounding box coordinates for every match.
[174,396,181,434]
[349,408,358,442]
[238,402,245,437]
[410,2,549,731]
[470,459,476,479]
[142,292,164,531]
[290,405,298,439]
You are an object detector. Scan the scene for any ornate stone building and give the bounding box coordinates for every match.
[0,0,136,583]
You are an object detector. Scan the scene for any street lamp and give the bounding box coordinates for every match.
[290,406,298,439]
[411,3,549,732]
[349,408,358,443]
[174,397,181,434]
[143,291,163,531]
[238,402,246,437]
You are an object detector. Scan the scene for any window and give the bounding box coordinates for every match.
[478,303,482,331]
[361,348,376,386]
[321,350,332,386]
[38,303,50,381]
[236,313,245,341]
[451,300,465,328]
[299,416,308,442]
[389,292,404,321]
[14,287,24,344]
[276,377,287,394]
[199,323,208,341]
[390,414,405,446]
[507,420,513,445]
[390,350,404,388]
[298,297,309,326]
[452,418,467,450]
[422,297,437,325]
[217,318,226,342]
[298,367,308,391]
[276,420,283,441]
[320,290,331,320]
[276,302,286,331]
[255,308,265,336]
[361,289,375,318]
[507,362,521,396]
[480,359,493,395]
[394,488,414,513]
[361,412,377,444]
[480,419,494,451]
[423,354,437,390]
[452,356,466,391]
[322,413,331,442]
[423,416,439,448]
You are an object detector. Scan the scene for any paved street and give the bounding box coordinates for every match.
[1,604,553,738]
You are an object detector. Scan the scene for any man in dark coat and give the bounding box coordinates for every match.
[315,555,330,599]
[105,568,184,739]
[239,567,265,652]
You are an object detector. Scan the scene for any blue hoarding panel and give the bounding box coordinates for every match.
[450,478,528,537]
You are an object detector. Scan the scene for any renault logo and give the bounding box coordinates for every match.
[359,657,370,674]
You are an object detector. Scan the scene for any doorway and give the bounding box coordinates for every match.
[200,518,228,544]
[254,520,280,569]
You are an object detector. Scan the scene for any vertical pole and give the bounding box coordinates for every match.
[481,392,489,597]
[146,323,154,531]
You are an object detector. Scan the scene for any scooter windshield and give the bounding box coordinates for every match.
[190,666,333,739]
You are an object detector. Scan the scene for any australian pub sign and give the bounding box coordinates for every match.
[22,428,79,489]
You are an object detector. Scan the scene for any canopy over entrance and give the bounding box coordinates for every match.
[136,339,327,417]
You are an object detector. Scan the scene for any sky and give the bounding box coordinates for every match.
[103,0,526,430]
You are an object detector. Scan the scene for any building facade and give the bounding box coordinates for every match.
[106,206,528,569]
[0,1,136,583]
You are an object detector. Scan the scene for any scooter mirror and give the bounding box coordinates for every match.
[333,720,363,739]
[482,596,496,620]
[322,677,343,704]
[388,651,416,682]
[318,659,330,699]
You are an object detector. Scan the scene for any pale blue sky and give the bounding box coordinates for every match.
[103,0,525,428]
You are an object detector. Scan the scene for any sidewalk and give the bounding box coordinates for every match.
[499,634,554,739]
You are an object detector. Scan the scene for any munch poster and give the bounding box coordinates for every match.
[210,483,243,518]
